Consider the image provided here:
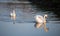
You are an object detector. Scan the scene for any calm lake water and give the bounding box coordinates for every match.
[0,3,60,36]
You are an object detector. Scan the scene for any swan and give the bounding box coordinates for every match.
[10,10,16,24]
[34,14,48,24]
[10,9,16,17]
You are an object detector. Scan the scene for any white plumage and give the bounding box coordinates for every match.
[10,10,16,17]
[34,14,48,24]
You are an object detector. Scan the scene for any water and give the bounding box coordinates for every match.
[0,3,60,36]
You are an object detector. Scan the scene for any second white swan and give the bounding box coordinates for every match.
[10,10,16,17]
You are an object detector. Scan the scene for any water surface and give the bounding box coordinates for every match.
[0,3,60,36]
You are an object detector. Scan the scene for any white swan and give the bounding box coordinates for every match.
[34,14,48,24]
[10,10,16,17]
[10,10,16,24]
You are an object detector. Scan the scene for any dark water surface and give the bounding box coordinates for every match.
[0,3,60,36]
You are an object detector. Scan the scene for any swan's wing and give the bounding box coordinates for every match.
[34,15,44,20]
[34,15,44,23]
[39,16,44,20]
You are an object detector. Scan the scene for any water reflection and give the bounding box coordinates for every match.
[34,23,49,32]
[34,23,43,28]
[10,15,16,24]
[43,23,49,32]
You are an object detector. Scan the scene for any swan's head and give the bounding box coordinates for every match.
[44,14,48,18]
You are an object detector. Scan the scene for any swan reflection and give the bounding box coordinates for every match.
[43,23,49,32]
[34,23,49,32]
[34,23,43,28]
[10,16,16,24]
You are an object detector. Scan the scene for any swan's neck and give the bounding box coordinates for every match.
[12,10,16,17]
[44,16,46,23]
[13,9,15,13]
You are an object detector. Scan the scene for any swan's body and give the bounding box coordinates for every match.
[34,14,48,24]
[10,10,16,17]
